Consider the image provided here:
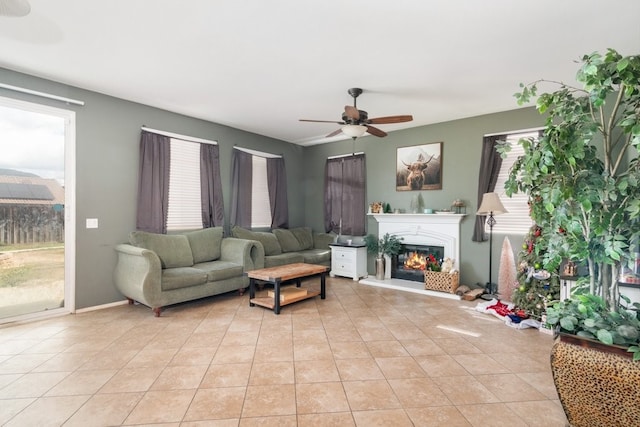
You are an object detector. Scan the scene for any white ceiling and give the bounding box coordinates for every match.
[1,1,639,146]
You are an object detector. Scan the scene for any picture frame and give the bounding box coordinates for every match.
[396,142,442,191]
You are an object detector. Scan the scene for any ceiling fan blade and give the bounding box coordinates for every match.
[367,115,413,124]
[366,125,387,137]
[344,105,360,121]
[326,128,343,138]
[299,119,345,124]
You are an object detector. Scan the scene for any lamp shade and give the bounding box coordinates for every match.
[341,124,367,138]
[476,192,508,215]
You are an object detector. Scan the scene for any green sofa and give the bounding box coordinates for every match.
[231,226,334,268]
[113,227,264,316]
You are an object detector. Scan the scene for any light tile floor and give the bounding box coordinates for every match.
[0,277,568,426]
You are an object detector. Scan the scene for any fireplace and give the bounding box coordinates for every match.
[367,212,465,279]
[392,244,445,282]
[361,213,466,300]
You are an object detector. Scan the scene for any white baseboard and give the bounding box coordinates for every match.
[75,299,129,313]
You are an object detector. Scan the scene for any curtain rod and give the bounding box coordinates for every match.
[141,126,218,145]
[0,83,84,105]
[0,83,85,106]
[327,151,364,160]
[233,146,282,158]
[484,126,544,137]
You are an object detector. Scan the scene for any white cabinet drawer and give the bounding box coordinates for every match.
[333,248,355,262]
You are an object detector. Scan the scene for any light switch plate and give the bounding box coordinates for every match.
[86,218,98,229]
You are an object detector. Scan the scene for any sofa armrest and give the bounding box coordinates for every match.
[220,238,265,271]
[313,232,336,249]
[113,244,163,307]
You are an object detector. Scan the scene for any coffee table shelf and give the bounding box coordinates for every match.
[249,288,321,310]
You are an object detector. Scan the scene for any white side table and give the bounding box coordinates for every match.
[329,243,368,281]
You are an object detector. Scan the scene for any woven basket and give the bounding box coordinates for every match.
[424,270,459,294]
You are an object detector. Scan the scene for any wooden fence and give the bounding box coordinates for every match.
[0,205,64,245]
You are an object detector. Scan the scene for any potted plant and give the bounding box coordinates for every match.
[364,232,403,279]
[501,49,640,425]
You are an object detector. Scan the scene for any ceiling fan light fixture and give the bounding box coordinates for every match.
[0,0,31,17]
[341,124,367,138]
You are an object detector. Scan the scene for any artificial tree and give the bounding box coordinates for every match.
[499,49,640,357]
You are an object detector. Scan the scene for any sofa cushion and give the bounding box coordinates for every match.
[272,228,303,252]
[185,227,223,263]
[264,252,305,268]
[291,227,314,250]
[231,226,282,256]
[299,249,331,265]
[161,267,208,291]
[193,260,244,282]
[130,231,194,268]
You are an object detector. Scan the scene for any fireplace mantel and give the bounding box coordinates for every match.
[368,213,465,225]
[362,213,466,299]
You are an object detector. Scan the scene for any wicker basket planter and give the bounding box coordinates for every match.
[424,270,459,294]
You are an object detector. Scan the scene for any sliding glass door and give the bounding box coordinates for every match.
[0,97,75,322]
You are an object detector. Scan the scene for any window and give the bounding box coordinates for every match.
[137,128,223,233]
[230,147,287,230]
[166,138,202,231]
[490,130,540,234]
[250,155,272,228]
[324,153,366,236]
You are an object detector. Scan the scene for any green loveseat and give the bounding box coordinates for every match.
[113,227,264,316]
[231,226,334,268]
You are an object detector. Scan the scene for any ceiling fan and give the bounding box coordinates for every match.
[300,88,413,139]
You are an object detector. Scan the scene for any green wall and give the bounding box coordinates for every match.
[302,107,544,288]
[1,66,545,307]
[0,68,304,309]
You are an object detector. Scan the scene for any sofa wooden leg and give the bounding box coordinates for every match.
[238,288,245,296]
[127,298,134,305]
[152,307,162,317]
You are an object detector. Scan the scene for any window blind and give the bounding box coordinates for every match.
[490,131,538,235]
[166,138,203,230]
[251,155,272,228]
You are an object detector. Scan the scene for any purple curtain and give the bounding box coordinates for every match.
[230,149,253,228]
[267,157,289,229]
[136,131,170,233]
[324,154,366,235]
[200,144,225,228]
[472,135,505,241]
[324,158,343,234]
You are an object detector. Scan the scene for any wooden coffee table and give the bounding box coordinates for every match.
[246,263,328,314]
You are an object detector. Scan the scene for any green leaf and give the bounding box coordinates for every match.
[583,318,596,328]
[560,316,577,331]
[583,63,598,75]
[596,329,614,345]
[617,57,630,72]
[617,325,639,340]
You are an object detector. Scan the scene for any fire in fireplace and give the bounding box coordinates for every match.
[392,243,445,282]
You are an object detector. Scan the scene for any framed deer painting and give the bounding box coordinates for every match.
[396,142,442,191]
